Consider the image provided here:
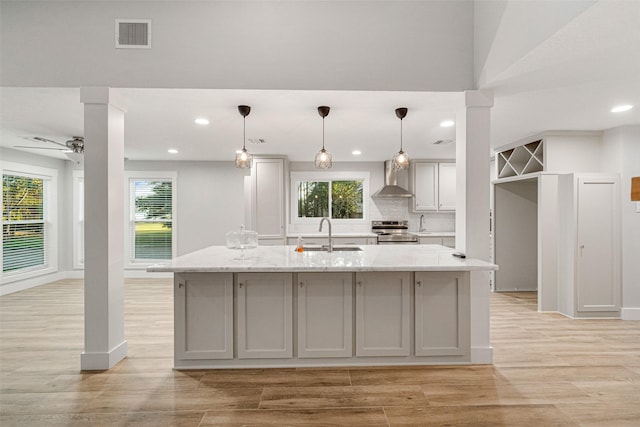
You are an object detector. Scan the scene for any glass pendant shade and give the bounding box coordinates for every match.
[392,107,409,170]
[235,105,252,168]
[392,149,410,170]
[315,148,332,169]
[235,147,252,168]
[315,106,332,169]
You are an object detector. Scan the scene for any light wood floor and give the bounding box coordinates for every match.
[1,279,639,426]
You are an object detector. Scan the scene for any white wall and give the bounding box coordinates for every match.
[1,1,473,92]
[602,126,640,319]
[124,160,249,255]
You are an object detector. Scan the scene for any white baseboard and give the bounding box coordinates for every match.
[0,271,68,296]
[471,346,493,364]
[621,307,640,320]
[81,340,128,371]
[1,270,172,296]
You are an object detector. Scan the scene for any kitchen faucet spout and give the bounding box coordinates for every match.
[319,217,333,252]
[419,214,426,232]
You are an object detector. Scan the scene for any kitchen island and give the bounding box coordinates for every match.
[148,244,497,369]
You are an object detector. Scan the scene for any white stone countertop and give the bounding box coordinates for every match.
[415,231,456,237]
[148,244,497,273]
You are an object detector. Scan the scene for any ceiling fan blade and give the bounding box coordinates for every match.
[13,145,68,151]
[21,136,68,148]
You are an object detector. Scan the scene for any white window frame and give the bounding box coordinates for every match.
[124,171,177,269]
[290,171,369,225]
[72,170,84,269]
[1,161,58,284]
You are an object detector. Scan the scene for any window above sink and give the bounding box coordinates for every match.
[290,171,370,225]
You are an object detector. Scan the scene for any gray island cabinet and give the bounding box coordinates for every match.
[148,245,497,369]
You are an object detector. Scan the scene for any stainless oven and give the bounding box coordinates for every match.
[372,220,418,244]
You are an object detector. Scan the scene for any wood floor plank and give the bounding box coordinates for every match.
[259,385,427,409]
[200,408,388,426]
[0,411,205,427]
[199,368,352,388]
[384,404,579,426]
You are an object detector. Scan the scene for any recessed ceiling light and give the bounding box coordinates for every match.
[168,149,178,154]
[610,104,633,113]
[352,150,362,156]
[440,120,455,127]
[194,117,210,125]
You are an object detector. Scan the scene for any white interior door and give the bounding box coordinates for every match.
[576,177,619,312]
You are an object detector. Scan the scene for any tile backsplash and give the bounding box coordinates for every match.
[371,198,455,232]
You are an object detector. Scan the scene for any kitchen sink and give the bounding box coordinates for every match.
[302,246,362,252]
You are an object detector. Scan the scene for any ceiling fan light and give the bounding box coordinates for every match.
[314,148,332,169]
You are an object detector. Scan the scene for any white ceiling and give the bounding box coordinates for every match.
[1,0,639,163]
[0,88,461,162]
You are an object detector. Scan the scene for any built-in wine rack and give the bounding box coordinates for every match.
[496,140,544,179]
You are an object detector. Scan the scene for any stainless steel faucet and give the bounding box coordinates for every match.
[319,217,333,252]
[419,214,426,232]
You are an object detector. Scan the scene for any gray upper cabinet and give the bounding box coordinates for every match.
[410,161,456,212]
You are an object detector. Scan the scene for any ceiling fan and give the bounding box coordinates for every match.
[15,136,84,163]
[16,136,84,153]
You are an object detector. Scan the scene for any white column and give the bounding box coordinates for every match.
[80,87,127,370]
[456,90,494,364]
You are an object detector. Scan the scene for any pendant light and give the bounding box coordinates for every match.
[314,106,332,169]
[391,107,410,170]
[235,105,252,168]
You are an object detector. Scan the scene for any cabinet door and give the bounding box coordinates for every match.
[298,273,352,358]
[355,272,410,356]
[419,236,443,245]
[252,158,285,239]
[415,272,469,356]
[175,273,233,360]
[412,162,438,211]
[332,237,370,245]
[237,273,293,358]
[438,163,456,211]
[576,177,620,312]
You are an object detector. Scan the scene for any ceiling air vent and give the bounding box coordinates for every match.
[115,19,151,48]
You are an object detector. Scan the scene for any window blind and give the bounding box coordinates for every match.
[2,174,49,274]
[130,179,173,260]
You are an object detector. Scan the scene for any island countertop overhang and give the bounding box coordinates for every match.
[147,244,498,273]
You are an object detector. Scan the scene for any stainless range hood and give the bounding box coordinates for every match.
[372,160,413,198]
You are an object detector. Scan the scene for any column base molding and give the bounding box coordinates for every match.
[81,340,128,371]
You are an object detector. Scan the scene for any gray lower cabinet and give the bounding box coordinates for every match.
[297,272,353,358]
[237,273,293,359]
[174,273,234,360]
[415,272,470,356]
[355,272,411,356]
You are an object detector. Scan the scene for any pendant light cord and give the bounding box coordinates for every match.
[243,116,246,150]
[322,116,326,150]
[400,118,403,152]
